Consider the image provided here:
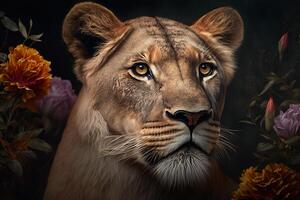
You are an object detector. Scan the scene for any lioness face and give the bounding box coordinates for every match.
[63,3,243,187]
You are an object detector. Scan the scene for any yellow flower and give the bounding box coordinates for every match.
[0,44,52,102]
[232,163,300,200]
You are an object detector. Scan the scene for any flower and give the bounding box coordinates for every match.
[0,44,52,102]
[278,33,288,61]
[232,163,300,200]
[273,104,300,139]
[265,97,275,132]
[36,77,76,123]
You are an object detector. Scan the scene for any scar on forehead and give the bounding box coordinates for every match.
[133,43,215,66]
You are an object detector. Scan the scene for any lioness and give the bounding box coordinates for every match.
[44,2,243,200]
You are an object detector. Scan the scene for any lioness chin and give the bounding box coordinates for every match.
[44,2,243,200]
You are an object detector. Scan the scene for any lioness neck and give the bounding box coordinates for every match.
[44,89,228,200]
[44,89,157,200]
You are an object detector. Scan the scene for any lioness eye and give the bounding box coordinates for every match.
[132,63,151,77]
[198,62,215,77]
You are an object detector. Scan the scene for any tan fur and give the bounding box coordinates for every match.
[44,2,243,200]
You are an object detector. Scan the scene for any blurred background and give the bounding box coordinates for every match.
[1,0,300,199]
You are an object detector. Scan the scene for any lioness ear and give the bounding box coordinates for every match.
[63,2,127,80]
[191,7,244,50]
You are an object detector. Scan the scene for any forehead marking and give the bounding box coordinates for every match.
[134,17,185,80]
[154,17,184,80]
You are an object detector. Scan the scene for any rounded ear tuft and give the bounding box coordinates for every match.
[62,2,124,75]
[191,7,244,50]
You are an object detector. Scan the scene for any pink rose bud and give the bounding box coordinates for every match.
[265,97,275,131]
[278,33,288,61]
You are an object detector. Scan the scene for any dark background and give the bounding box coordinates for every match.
[1,0,300,199]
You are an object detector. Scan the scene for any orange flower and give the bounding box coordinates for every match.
[0,44,52,102]
[232,163,300,200]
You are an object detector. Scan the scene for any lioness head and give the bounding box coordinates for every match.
[63,2,243,188]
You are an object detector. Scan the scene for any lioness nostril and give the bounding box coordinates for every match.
[166,110,212,131]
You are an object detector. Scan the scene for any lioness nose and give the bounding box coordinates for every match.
[166,109,212,131]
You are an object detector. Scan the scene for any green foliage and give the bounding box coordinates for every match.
[243,70,299,125]
[0,12,51,181]
[241,70,300,168]
[17,18,43,43]
[0,94,52,177]
[0,12,43,45]
[1,16,18,32]
[18,19,27,38]
[28,138,52,153]
[0,52,7,63]
[7,159,23,176]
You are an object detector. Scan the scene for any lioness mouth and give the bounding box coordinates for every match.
[144,141,207,166]
[167,141,207,157]
[148,141,208,166]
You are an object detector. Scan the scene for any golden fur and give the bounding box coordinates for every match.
[44,2,244,200]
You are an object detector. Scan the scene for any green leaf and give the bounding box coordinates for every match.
[254,115,262,123]
[260,117,265,128]
[29,18,33,31]
[285,136,300,146]
[29,33,43,42]
[261,134,273,141]
[257,142,274,152]
[279,100,297,110]
[258,80,275,96]
[28,138,52,153]
[282,69,294,79]
[1,16,18,32]
[31,128,44,137]
[0,11,5,18]
[266,72,279,81]
[249,99,257,107]
[8,159,23,176]
[16,129,43,140]
[279,85,289,91]
[21,150,37,159]
[18,19,27,38]
[239,120,256,125]
[0,52,7,63]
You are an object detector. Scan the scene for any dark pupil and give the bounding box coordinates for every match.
[139,65,145,70]
[134,64,149,76]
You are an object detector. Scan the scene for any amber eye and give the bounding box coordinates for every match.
[132,63,151,77]
[198,62,215,77]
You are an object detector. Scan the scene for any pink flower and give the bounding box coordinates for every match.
[273,104,300,139]
[278,33,288,61]
[265,97,275,131]
[36,77,76,123]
